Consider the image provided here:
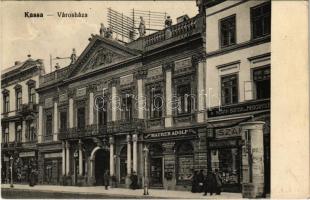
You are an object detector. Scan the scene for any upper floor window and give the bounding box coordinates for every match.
[60,111,67,131]
[150,88,163,119]
[253,67,270,99]
[251,2,271,39]
[121,94,132,121]
[220,15,236,48]
[29,87,36,103]
[16,90,22,111]
[97,97,107,126]
[3,93,9,113]
[221,74,238,105]
[77,107,86,129]
[26,121,36,142]
[176,84,192,114]
[45,114,53,136]
[15,122,22,142]
[2,124,9,143]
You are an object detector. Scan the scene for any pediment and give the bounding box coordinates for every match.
[69,36,140,77]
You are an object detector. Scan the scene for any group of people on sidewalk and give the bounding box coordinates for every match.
[191,169,223,196]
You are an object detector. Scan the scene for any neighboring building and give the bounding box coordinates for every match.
[1,55,45,184]
[36,13,206,191]
[203,0,270,194]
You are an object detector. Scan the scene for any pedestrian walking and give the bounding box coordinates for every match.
[104,170,109,190]
[29,170,36,187]
[130,171,138,190]
[197,170,205,193]
[214,169,222,195]
[191,171,198,193]
[203,170,216,196]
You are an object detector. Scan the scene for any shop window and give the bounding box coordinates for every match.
[16,90,22,111]
[251,2,271,39]
[220,15,236,48]
[3,93,9,113]
[15,122,22,142]
[29,87,36,104]
[176,142,194,184]
[176,84,192,114]
[97,97,107,126]
[60,111,67,131]
[221,74,238,105]
[121,95,132,121]
[45,114,53,137]
[77,107,85,129]
[150,88,163,119]
[253,67,270,99]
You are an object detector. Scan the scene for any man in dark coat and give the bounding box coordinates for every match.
[214,169,223,195]
[103,170,110,190]
[130,171,138,190]
[191,171,198,193]
[197,170,205,193]
[203,170,216,196]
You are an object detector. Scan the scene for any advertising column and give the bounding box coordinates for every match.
[240,121,265,198]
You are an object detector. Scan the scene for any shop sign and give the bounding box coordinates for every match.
[19,151,35,157]
[208,99,270,117]
[208,140,238,148]
[215,126,242,138]
[144,128,197,140]
[44,152,62,158]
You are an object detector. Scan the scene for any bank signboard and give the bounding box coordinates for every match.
[144,128,197,140]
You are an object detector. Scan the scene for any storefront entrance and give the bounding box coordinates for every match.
[94,149,109,186]
[149,143,163,188]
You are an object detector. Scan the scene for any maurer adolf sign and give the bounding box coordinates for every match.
[144,128,197,139]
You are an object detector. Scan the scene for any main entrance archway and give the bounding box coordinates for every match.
[92,148,110,186]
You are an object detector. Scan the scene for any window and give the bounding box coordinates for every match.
[27,121,36,141]
[2,124,9,143]
[97,97,107,126]
[176,84,192,114]
[15,122,22,142]
[3,94,9,113]
[77,107,86,129]
[45,114,53,136]
[251,2,271,39]
[221,74,238,105]
[150,88,163,119]
[253,67,270,99]
[60,111,67,131]
[121,95,132,121]
[220,15,236,47]
[16,90,22,111]
[29,87,36,103]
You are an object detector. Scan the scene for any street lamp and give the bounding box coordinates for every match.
[73,151,79,186]
[9,156,13,188]
[143,146,149,195]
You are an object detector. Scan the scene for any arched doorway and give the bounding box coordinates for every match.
[94,149,110,186]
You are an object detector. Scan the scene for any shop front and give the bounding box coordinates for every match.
[143,126,207,191]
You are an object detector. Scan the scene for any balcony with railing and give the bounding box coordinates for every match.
[39,66,69,87]
[17,102,38,115]
[58,124,108,140]
[107,118,145,133]
[127,14,204,51]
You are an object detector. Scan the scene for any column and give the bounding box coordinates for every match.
[89,91,94,125]
[62,141,66,175]
[196,53,206,122]
[66,141,71,175]
[136,69,147,119]
[69,98,74,128]
[111,79,117,122]
[53,101,58,141]
[22,120,26,142]
[232,148,237,173]
[240,121,265,198]
[132,134,138,173]
[38,105,43,143]
[127,135,132,175]
[164,62,173,127]
[109,136,115,176]
[78,140,83,176]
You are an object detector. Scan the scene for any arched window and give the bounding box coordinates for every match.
[176,142,194,184]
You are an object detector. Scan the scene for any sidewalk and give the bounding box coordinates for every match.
[1,184,242,199]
